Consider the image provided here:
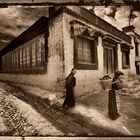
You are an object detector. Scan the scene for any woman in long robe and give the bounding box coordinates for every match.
[108,71,124,120]
[62,69,76,108]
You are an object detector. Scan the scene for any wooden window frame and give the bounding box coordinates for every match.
[121,47,130,69]
[19,48,23,69]
[36,39,42,67]
[1,34,47,74]
[104,47,114,74]
[74,35,98,70]
[26,46,30,68]
[103,39,118,74]
[41,37,45,65]
[135,42,139,57]
[31,42,37,68]
[2,56,5,71]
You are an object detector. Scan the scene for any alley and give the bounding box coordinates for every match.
[0,82,63,136]
[0,82,94,136]
[0,81,128,136]
[0,3,140,139]
[1,79,140,137]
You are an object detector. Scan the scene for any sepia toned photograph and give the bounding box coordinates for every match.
[0,0,139,139]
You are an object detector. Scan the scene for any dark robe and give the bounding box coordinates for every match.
[112,77,123,90]
[108,89,119,120]
[108,76,122,120]
[62,73,76,108]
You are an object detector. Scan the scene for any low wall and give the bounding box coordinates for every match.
[0,70,135,97]
[0,74,58,92]
[75,78,102,97]
[0,73,102,97]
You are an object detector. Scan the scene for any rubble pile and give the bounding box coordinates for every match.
[0,90,38,136]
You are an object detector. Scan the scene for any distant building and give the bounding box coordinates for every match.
[122,25,140,75]
[0,6,139,95]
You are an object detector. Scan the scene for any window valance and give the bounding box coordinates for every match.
[121,42,133,50]
[70,21,103,38]
[103,34,121,44]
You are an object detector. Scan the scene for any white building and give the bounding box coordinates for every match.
[0,6,139,96]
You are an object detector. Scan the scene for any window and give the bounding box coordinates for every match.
[31,42,36,67]
[2,56,5,71]
[77,37,92,64]
[8,53,12,71]
[11,52,14,70]
[15,50,19,69]
[74,35,98,69]
[135,42,139,57]
[36,40,42,66]
[19,49,23,69]
[41,37,45,63]
[13,52,16,70]
[23,47,26,68]
[122,49,130,69]
[1,35,46,73]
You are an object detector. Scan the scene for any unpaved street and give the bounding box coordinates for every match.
[0,83,63,136]
[0,82,94,136]
[0,81,126,136]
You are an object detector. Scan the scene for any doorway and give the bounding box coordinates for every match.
[103,41,118,75]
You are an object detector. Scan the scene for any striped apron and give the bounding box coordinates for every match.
[115,90,121,113]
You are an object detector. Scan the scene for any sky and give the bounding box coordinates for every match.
[0,6,49,50]
[0,5,140,50]
[94,6,140,32]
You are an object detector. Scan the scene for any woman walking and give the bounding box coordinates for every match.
[108,71,124,120]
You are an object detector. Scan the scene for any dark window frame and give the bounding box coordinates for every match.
[74,34,98,70]
[103,39,118,74]
[121,46,130,69]
[135,42,139,57]
[1,34,47,74]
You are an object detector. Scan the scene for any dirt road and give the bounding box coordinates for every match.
[0,82,94,136]
[0,81,126,136]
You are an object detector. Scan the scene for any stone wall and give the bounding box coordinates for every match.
[47,13,65,81]
[0,13,65,93]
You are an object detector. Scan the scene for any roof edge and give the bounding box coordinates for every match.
[0,16,49,55]
[58,6,131,44]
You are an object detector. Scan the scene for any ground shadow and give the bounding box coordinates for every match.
[1,81,128,137]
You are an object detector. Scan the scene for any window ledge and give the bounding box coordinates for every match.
[122,65,130,69]
[74,63,98,70]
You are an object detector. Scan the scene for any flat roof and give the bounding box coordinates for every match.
[1,6,132,55]
[0,16,49,55]
[59,6,131,44]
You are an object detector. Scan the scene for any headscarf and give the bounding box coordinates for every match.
[115,71,124,77]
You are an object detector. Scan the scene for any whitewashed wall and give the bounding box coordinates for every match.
[62,10,134,95]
